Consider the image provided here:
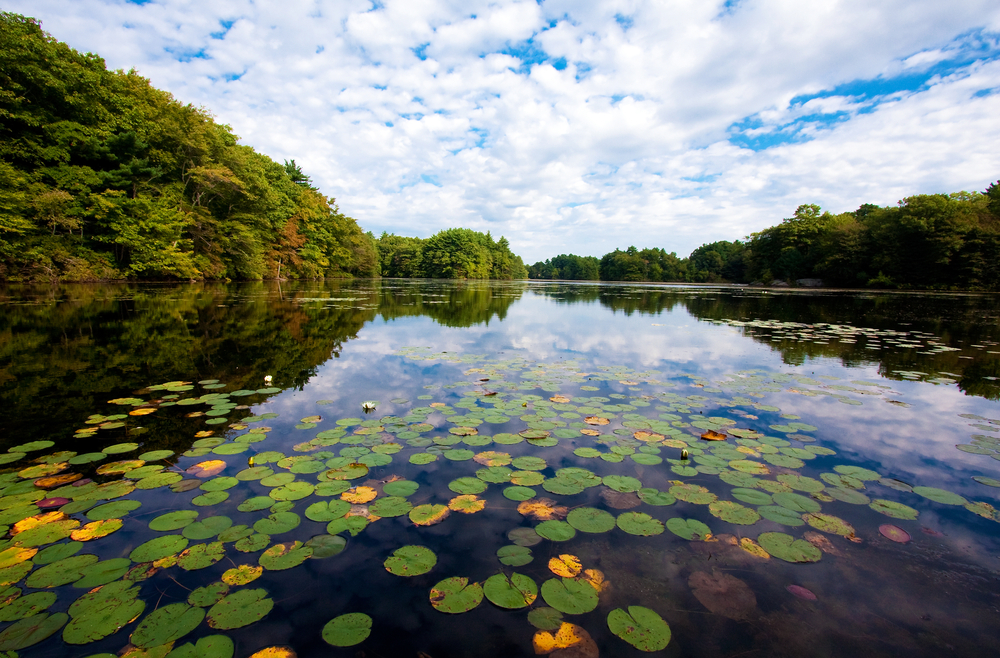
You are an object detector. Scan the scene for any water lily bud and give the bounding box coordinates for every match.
[680,449,689,460]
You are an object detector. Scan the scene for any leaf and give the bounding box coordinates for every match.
[869,499,919,520]
[912,486,967,506]
[497,545,533,566]
[448,477,488,495]
[757,532,821,563]
[533,622,598,656]
[429,577,484,613]
[803,513,856,537]
[186,460,227,478]
[63,582,144,645]
[483,572,537,609]
[448,494,486,514]
[409,504,450,526]
[130,602,204,648]
[879,524,911,543]
[689,571,756,619]
[70,519,123,541]
[541,577,599,614]
[0,611,68,650]
[206,588,273,630]
[149,510,200,532]
[259,541,312,571]
[177,542,226,570]
[322,612,372,647]
[517,499,568,521]
[708,501,760,525]
[617,512,664,536]
[384,545,436,576]
[666,518,711,541]
[535,520,576,542]
[130,535,189,562]
[187,582,230,608]
[566,507,616,533]
[607,606,671,651]
[548,554,582,578]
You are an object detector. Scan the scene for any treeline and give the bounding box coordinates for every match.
[0,12,378,281]
[375,229,527,279]
[529,183,1000,290]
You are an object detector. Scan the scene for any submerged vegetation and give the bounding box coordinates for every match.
[530,184,1000,290]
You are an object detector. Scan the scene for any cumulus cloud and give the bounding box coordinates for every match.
[9,0,1000,262]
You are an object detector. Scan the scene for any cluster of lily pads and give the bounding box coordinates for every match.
[0,350,997,657]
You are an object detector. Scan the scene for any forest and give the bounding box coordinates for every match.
[375,229,527,280]
[528,185,1000,290]
[0,12,382,282]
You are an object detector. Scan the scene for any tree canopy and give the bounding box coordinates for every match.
[376,229,527,280]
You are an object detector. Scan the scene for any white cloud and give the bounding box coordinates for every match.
[9,0,1000,262]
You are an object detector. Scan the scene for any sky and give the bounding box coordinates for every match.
[9,0,1000,263]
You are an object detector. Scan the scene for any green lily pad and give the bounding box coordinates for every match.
[803,513,856,536]
[86,500,141,521]
[429,577,484,614]
[776,474,825,493]
[178,542,226,570]
[542,478,584,496]
[305,534,347,558]
[709,501,761,525]
[476,466,512,484]
[237,497,274,513]
[773,492,822,513]
[33,542,82,565]
[758,532,821,563]
[528,606,564,631]
[0,591,56,622]
[269,482,315,502]
[182,516,233,540]
[74,558,132,588]
[0,611,68,650]
[131,602,205,648]
[833,465,881,481]
[206,588,273,630]
[541,577,599,614]
[253,512,301,535]
[382,480,419,496]
[912,486,967,505]
[64,581,144,644]
[608,606,671,651]
[322,612,372,647]
[666,517,711,540]
[730,488,772,505]
[188,582,230,607]
[384,545,436,577]
[305,500,350,522]
[508,527,542,547]
[757,505,806,526]
[26,554,98,588]
[163,634,235,658]
[483,572,537,609]
[130,535,189,562]
[511,456,547,471]
[668,483,717,504]
[449,477,488,495]
[535,520,576,542]
[443,449,475,461]
[200,476,239,492]
[567,507,616,533]
[192,491,229,506]
[826,487,870,505]
[369,496,413,518]
[136,472,184,489]
[259,541,313,570]
[603,475,642,492]
[617,512,664,536]
[637,488,676,506]
[503,486,537,501]
[409,453,437,465]
[149,510,200,532]
[497,545,533,566]
[327,516,369,537]
[869,499,919,520]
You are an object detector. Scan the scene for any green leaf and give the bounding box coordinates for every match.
[708,501,761,525]
[912,486,967,505]
[253,512,301,535]
[482,572,537,609]
[535,520,576,542]
[369,496,413,518]
[187,582,229,608]
[206,588,273,630]
[607,606,671,651]
[758,532,821,563]
[164,634,235,658]
[26,554,97,588]
[869,499,919,520]
[130,535,189,562]
[448,477,488,494]
[384,545,436,577]
[665,517,711,540]
[178,542,226,570]
[566,507,616,533]
[0,611,68,650]
[496,545,532,566]
[322,612,372,647]
[617,512,664,536]
[540,577,598,614]
[429,577,484,613]
[757,505,806,526]
[305,534,347,559]
[131,602,205,648]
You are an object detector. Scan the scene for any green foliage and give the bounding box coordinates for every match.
[527,254,599,280]
[0,12,376,281]
[375,229,526,280]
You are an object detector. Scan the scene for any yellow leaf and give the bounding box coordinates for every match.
[194,430,215,438]
[580,568,608,592]
[153,555,178,569]
[186,460,227,477]
[341,486,377,504]
[548,554,582,578]
[579,428,601,436]
[18,462,68,479]
[549,395,572,403]
[517,498,568,520]
[736,446,760,456]
[13,512,66,535]
[249,648,297,658]
[583,416,610,426]
[70,519,123,542]
[34,473,82,488]
[129,407,157,416]
[222,564,263,585]
[633,431,664,442]
[532,622,590,655]
[739,537,770,559]
[430,402,447,408]
[0,546,37,569]
[448,495,486,514]
[700,430,727,441]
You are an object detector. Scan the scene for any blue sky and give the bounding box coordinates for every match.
[10,0,1000,263]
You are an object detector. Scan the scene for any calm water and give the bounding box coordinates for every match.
[0,280,999,658]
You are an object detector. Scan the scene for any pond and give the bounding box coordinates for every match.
[0,280,999,658]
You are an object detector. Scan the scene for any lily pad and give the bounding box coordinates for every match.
[259,541,312,570]
[206,588,274,630]
[709,501,761,525]
[409,504,449,526]
[773,492,822,514]
[382,480,419,496]
[28,555,99,589]
[429,577,484,613]
[508,527,542,547]
[912,486,967,506]
[160,634,235,658]
[64,581,144,644]
[603,475,642,492]
[566,507,616,533]
[870,499,919,520]
[758,505,806,526]
[178,542,226,570]
[607,606,671,651]
[0,611,68,650]
[384,545,436,576]
[535,520,576,542]
[528,607,564,631]
[322,612,372,647]
[540,577,599,614]
[188,582,230,607]
[182,516,233,540]
[253,512,301,535]
[758,532,821,563]
[483,572,538,609]
[803,513,856,536]
[131,602,205,648]
[833,465,881,481]
[130,535,189,562]
[497,545,533,566]
[370,496,413,517]
[666,517,711,540]
[616,512,664,536]
[449,477,488,495]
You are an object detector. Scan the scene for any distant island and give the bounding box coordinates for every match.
[2,12,996,290]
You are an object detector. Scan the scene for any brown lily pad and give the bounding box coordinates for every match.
[688,571,756,620]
